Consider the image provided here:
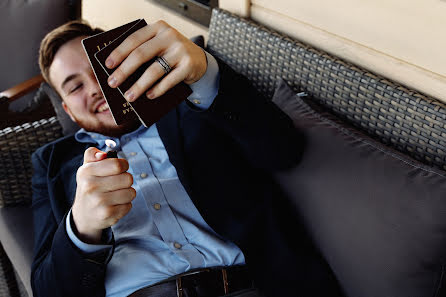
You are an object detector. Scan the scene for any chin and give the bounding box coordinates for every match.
[76,118,141,137]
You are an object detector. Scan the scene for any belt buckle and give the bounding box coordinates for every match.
[176,267,231,297]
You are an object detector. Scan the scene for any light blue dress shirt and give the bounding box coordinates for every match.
[65,52,245,297]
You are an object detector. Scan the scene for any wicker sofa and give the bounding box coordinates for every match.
[1,8,446,297]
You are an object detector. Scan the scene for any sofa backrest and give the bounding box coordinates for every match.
[207,8,446,172]
[0,0,81,111]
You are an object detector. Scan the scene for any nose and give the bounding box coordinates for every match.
[87,73,101,98]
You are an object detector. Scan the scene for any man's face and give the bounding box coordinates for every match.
[49,36,138,136]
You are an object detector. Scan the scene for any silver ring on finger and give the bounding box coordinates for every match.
[155,56,172,74]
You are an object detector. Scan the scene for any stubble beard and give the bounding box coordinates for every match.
[71,113,141,137]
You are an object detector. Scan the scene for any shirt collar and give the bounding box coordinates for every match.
[74,125,146,149]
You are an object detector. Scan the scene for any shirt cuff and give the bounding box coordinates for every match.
[66,209,113,253]
[187,51,220,110]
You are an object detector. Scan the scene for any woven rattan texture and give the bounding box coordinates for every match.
[207,9,446,171]
[0,243,21,297]
[0,117,62,208]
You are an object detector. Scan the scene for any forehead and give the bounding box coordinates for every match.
[49,36,90,92]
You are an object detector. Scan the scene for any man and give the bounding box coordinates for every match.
[31,19,341,297]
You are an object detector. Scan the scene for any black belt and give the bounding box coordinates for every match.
[129,265,254,297]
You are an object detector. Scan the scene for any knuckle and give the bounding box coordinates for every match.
[127,187,137,199]
[108,216,119,227]
[112,67,124,80]
[122,203,132,216]
[163,27,178,39]
[121,159,130,171]
[83,180,98,194]
[90,195,103,209]
[80,164,94,178]
[83,162,94,170]
[125,172,134,186]
[85,147,97,156]
[112,160,125,173]
[76,168,84,181]
[100,207,113,220]
[131,46,145,61]
[156,20,168,28]
[171,43,184,56]
[182,55,194,68]
[77,164,88,177]
[131,80,143,96]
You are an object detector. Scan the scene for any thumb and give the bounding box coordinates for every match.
[83,147,106,164]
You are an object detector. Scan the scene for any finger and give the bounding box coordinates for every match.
[83,158,129,177]
[107,35,166,92]
[102,187,137,206]
[146,67,186,99]
[121,54,173,102]
[105,20,168,69]
[108,203,133,225]
[84,147,106,164]
[95,172,134,192]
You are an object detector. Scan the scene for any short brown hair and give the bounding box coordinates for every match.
[39,20,103,87]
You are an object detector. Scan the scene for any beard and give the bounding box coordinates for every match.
[71,113,141,137]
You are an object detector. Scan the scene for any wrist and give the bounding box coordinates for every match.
[70,209,102,244]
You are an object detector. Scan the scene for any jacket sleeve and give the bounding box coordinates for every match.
[30,147,113,297]
[187,57,304,170]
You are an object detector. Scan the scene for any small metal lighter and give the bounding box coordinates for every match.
[105,139,118,158]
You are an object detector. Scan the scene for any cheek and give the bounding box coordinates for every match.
[66,94,89,112]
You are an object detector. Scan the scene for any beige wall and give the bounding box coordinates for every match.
[222,0,446,103]
[83,0,446,103]
[82,0,208,39]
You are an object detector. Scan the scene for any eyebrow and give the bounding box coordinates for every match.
[60,74,79,91]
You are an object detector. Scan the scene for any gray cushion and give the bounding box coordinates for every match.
[1,0,80,112]
[41,82,80,135]
[272,79,446,297]
[0,207,34,297]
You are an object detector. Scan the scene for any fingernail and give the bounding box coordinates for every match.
[146,90,155,99]
[95,152,104,159]
[108,76,117,87]
[105,58,114,68]
[125,90,135,101]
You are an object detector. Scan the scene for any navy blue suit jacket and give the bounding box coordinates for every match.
[31,62,342,297]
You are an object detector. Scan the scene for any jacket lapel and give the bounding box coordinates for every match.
[156,106,192,195]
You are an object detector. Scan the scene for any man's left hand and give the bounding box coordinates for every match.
[104,20,207,101]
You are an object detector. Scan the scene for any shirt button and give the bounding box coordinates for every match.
[130,152,137,156]
[140,173,148,179]
[174,242,182,249]
[153,203,161,210]
[192,99,201,105]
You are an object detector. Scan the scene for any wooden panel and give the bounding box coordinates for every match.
[248,1,446,103]
[252,0,446,78]
[219,0,250,17]
[0,75,43,102]
[82,0,208,39]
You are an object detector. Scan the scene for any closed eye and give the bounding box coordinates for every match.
[69,83,83,94]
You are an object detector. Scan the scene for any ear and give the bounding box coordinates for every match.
[62,102,76,122]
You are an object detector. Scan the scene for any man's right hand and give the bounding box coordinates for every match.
[71,147,136,244]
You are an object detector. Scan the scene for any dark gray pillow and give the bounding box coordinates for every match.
[272,79,446,297]
[40,82,80,135]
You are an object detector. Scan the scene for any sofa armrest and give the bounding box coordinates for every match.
[0,75,44,104]
[0,117,62,208]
